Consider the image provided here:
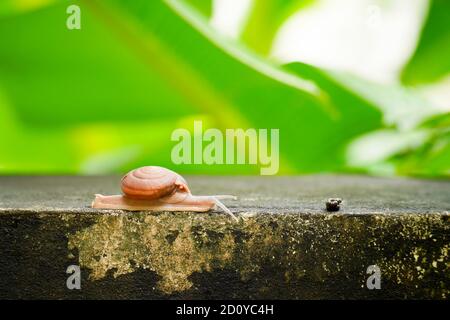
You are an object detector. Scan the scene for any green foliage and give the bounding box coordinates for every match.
[184,0,212,17]
[394,113,450,177]
[0,0,448,177]
[402,0,450,85]
[241,0,314,55]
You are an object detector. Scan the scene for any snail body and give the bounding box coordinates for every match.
[92,166,238,221]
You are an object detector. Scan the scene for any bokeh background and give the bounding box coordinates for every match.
[0,0,449,177]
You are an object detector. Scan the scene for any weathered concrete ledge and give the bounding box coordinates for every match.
[0,175,448,299]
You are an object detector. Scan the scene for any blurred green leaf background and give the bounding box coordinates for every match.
[0,0,448,177]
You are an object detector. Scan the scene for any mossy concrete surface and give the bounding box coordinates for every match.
[0,175,448,299]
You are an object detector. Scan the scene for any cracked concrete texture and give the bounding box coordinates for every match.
[0,175,448,299]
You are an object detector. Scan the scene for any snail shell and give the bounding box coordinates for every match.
[121,166,189,200]
[92,166,238,221]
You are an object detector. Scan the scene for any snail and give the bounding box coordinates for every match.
[92,166,238,221]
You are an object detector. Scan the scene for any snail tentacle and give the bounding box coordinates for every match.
[210,195,237,200]
[212,197,239,222]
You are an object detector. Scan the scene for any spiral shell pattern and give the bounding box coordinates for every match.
[121,166,184,200]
